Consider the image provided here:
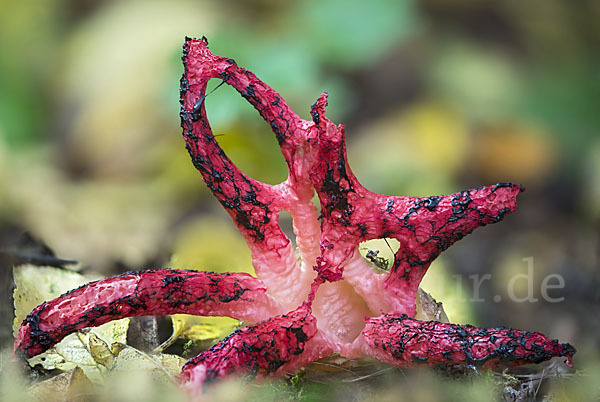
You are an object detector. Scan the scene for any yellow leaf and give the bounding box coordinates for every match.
[102,349,187,402]
[471,124,556,186]
[359,238,400,273]
[62,0,218,179]
[349,102,468,196]
[88,333,117,369]
[26,320,130,384]
[419,259,474,324]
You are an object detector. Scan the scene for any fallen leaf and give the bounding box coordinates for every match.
[109,347,186,384]
[88,333,118,370]
[26,319,130,384]
[27,367,94,402]
[415,289,449,323]
[101,349,187,402]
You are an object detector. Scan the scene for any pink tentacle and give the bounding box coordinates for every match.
[181,303,332,391]
[362,314,575,368]
[380,183,523,314]
[180,38,318,308]
[181,39,289,251]
[15,269,280,358]
[182,37,305,151]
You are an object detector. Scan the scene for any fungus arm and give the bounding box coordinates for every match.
[181,38,318,307]
[377,183,523,314]
[306,95,523,316]
[361,314,575,368]
[181,304,332,391]
[15,269,280,358]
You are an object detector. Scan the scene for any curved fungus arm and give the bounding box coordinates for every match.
[15,269,280,358]
[181,38,292,253]
[181,38,318,307]
[362,314,575,368]
[181,37,305,153]
[181,304,331,391]
[379,183,523,314]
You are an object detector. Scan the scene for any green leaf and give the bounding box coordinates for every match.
[291,0,420,68]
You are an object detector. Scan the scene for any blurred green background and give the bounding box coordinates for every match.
[0,0,598,399]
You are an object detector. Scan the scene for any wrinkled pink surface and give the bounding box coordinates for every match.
[15,37,574,391]
[363,314,574,368]
[15,270,278,357]
[181,303,330,389]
